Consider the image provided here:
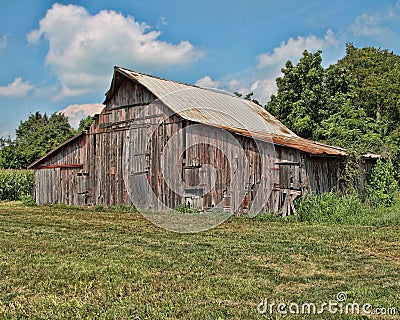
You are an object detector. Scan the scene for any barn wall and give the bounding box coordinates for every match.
[35,134,88,167]
[183,124,250,212]
[34,168,60,204]
[178,124,332,214]
[304,155,343,194]
[95,78,184,209]
[32,134,89,205]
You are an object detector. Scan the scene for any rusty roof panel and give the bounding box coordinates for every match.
[271,135,347,156]
[209,124,347,156]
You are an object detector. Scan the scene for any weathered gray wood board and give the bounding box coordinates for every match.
[30,69,350,215]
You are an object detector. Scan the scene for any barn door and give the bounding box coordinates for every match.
[35,168,61,204]
[183,165,204,210]
[132,126,146,174]
[76,172,89,206]
[59,168,89,206]
[274,162,302,215]
[278,163,301,190]
[126,125,150,208]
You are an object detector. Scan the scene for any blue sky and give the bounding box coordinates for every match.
[1,0,399,138]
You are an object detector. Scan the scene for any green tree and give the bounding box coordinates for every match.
[336,44,400,137]
[0,112,75,169]
[266,44,400,159]
[77,115,94,132]
[264,44,400,188]
[315,101,382,153]
[266,50,326,138]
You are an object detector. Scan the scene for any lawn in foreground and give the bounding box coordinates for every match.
[0,202,399,319]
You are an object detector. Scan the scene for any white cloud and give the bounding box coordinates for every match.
[350,9,399,44]
[58,103,104,128]
[247,79,277,103]
[351,13,382,37]
[157,16,168,28]
[257,30,337,71]
[195,76,221,88]
[0,34,8,50]
[0,78,34,97]
[390,0,400,17]
[218,30,339,104]
[225,78,277,103]
[27,3,203,100]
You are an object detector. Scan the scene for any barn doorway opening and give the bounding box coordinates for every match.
[271,162,303,216]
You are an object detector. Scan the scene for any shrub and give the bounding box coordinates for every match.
[366,158,399,207]
[294,191,400,226]
[174,204,199,214]
[20,195,37,207]
[0,169,34,201]
[108,205,137,213]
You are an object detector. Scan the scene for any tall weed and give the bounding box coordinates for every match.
[296,192,363,223]
[295,191,400,226]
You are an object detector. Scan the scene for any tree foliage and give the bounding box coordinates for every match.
[77,115,94,133]
[267,50,326,138]
[0,112,75,169]
[266,44,400,157]
[366,158,399,207]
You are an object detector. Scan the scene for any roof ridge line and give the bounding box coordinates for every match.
[115,66,240,99]
[116,66,202,89]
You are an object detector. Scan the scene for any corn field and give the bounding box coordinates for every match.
[0,169,34,201]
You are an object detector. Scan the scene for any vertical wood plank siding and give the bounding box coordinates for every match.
[32,77,344,213]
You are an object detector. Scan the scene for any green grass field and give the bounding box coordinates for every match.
[0,202,399,319]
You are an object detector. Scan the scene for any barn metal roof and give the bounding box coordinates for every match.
[113,67,347,156]
[115,67,297,137]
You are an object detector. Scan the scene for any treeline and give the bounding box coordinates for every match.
[266,44,400,158]
[0,112,93,169]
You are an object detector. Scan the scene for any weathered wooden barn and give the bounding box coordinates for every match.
[28,66,348,215]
